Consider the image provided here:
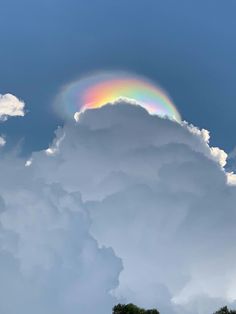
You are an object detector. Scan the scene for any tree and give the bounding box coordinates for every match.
[112,303,159,314]
[214,306,236,314]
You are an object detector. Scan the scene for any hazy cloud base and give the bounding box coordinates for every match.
[0,103,236,314]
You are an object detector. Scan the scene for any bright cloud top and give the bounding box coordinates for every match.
[55,72,181,123]
[0,93,25,121]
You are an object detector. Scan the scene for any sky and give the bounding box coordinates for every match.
[1,1,236,314]
[0,0,236,154]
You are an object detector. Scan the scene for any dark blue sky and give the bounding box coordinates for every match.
[1,0,236,154]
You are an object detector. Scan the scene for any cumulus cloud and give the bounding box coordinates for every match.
[1,102,236,314]
[26,102,236,314]
[0,152,121,314]
[184,122,228,168]
[0,93,25,121]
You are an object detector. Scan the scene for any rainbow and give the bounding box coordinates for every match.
[56,72,181,122]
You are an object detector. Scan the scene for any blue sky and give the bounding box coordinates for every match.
[1,0,236,153]
[2,3,236,313]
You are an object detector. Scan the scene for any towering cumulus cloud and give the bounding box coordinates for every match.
[0,143,121,312]
[1,102,236,314]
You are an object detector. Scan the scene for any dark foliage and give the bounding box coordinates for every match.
[113,303,236,314]
[214,306,236,314]
[113,303,159,314]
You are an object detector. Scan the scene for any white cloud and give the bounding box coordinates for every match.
[0,93,25,121]
[0,152,121,314]
[0,136,6,146]
[184,122,228,168]
[45,129,65,156]
[30,103,236,314]
[210,146,228,168]
[1,102,236,314]
[226,172,236,185]
[74,112,81,122]
[25,158,32,167]
[184,123,210,144]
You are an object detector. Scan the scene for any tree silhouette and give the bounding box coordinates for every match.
[113,303,159,314]
[113,303,236,314]
[214,306,236,314]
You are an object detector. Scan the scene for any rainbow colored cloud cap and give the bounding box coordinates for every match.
[56,72,181,123]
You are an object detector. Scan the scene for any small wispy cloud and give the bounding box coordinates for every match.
[0,136,6,147]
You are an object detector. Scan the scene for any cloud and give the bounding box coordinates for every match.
[226,172,236,185]
[184,122,228,168]
[1,102,236,314]
[45,130,65,156]
[0,93,25,121]
[0,136,6,146]
[27,103,236,314]
[0,152,122,314]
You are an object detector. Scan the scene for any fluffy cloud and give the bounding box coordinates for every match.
[0,152,121,314]
[1,102,236,314]
[185,123,228,168]
[0,93,25,121]
[0,94,25,146]
[32,103,236,314]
